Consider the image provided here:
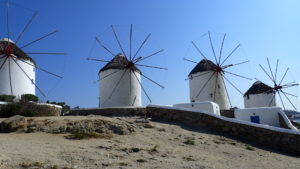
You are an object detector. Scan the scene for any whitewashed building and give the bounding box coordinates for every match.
[189,59,230,110]
[99,54,141,107]
[244,81,275,108]
[0,38,35,99]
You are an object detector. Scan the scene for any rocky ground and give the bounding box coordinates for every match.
[0,116,299,169]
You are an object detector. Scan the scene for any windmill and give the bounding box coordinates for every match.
[184,32,251,110]
[0,2,64,100]
[244,58,299,110]
[87,25,166,108]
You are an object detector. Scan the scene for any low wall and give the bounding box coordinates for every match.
[147,106,300,155]
[67,107,147,117]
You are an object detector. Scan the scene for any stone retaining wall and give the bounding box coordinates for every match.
[67,107,146,117]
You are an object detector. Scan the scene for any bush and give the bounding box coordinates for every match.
[0,95,15,102]
[21,94,38,103]
[183,137,195,145]
[46,100,70,115]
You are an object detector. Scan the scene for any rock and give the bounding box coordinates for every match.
[0,115,27,132]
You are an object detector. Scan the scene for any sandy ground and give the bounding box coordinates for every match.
[0,116,299,169]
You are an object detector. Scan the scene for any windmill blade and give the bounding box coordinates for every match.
[129,70,132,98]
[224,71,252,80]
[279,68,289,85]
[183,58,197,64]
[95,37,115,57]
[282,83,299,89]
[259,64,275,83]
[141,73,164,88]
[223,75,243,95]
[281,91,297,98]
[15,11,38,44]
[108,69,127,99]
[220,75,232,108]
[17,58,63,79]
[111,25,127,58]
[213,73,219,102]
[208,32,218,64]
[268,94,276,106]
[129,24,133,60]
[12,57,46,97]
[278,91,286,110]
[220,44,241,66]
[8,58,13,95]
[25,52,66,55]
[132,33,151,60]
[0,57,8,71]
[218,34,226,65]
[100,69,122,81]
[20,30,58,49]
[195,72,215,98]
[281,81,296,86]
[267,58,275,82]
[87,58,110,63]
[281,89,297,110]
[274,59,279,82]
[134,49,164,63]
[133,71,152,103]
[132,95,137,106]
[191,41,207,60]
[222,60,250,69]
[135,64,168,70]
[187,71,211,80]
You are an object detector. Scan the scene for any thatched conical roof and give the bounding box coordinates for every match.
[244,81,274,96]
[189,59,217,76]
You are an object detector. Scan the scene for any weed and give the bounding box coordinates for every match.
[245,145,255,151]
[183,137,195,145]
[66,130,113,140]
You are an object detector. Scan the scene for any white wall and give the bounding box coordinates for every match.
[0,56,35,99]
[244,93,276,108]
[189,71,230,110]
[173,101,220,115]
[99,69,141,108]
[234,107,297,130]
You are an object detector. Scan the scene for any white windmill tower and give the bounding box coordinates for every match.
[88,25,166,108]
[185,32,251,110]
[0,2,64,100]
[244,58,298,110]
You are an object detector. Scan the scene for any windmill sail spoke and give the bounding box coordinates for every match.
[132,33,151,60]
[208,32,218,64]
[87,58,110,63]
[191,41,207,60]
[129,24,133,60]
[141,73,164,88]
[133,71,152,103]
[12,58,46,97]
[281,91,297,98]
[17,58,63,79]
[95,37,115,56]
[218,34,226,65]
[279,68,289,85]
[111,25,127,58]
[8,58,13,95]
[268,94,276,106]
[281,83,299,89]
[129,70,132,98]
[220,44,240,66]
[183,58,197,64]
[135,64,167,70]
[25,52,66,55]
[21,30,58,49]
[0,57,8,71]
[224,71,252,80]
[213,73,218,102]
[134,49,164,63]
[259,64,275,83]
[281,90,297,109]
[108,69,127,99]
[222,60,250,69]
[220,75,232,108]
[275,59,279,82]
[195,72,215,98]
[277,91,285,110]
[15,11,38,44]
[267,58,275,82]
[132,95,137,106]
[223,76,243,95]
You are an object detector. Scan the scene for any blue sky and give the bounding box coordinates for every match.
[1,0,300,109]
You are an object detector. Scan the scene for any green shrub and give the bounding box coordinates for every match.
[183,137,195,145]
[0,95,15,102]
[21,94,38,103]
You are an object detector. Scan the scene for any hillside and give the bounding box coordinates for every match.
[0,116,299,169]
